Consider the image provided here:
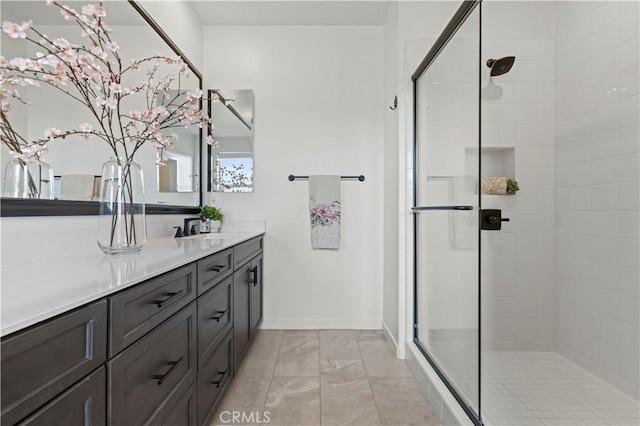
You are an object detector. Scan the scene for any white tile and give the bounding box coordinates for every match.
[618,322,640,356]
[618,124,639,155]
[591,184,619,210]
[617,66,640,101]
[619,294,640,327]
[517,275,539,297]
[617,36,639,72]
[619,238,640,268]
[618,95,640,128]
[616,153,640,183]
[618,7,640,45]
[618,266,640,297]
[618,212,640,240]
[617,182,640,211]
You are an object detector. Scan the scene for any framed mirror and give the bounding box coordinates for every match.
[208,89,254,193]
[0,0,203,216]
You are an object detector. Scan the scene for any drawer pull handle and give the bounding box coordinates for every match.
[154,290,184,308]
[249,266,258,286]
[153,356,184,385]
[212,369,228,388]
[212,308,229,322]
[210,265,226,272]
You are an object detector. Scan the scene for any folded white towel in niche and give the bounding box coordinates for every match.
[309,175,341,250]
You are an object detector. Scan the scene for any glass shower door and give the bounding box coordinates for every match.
[412,3,481,420]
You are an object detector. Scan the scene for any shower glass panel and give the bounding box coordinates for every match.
[413,4,481,416]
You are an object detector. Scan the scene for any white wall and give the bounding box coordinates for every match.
[553,0,640,399]
[138,0,204,72]
[383,1,400,345]
[203,25,384,329]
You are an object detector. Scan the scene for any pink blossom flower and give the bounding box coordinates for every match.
[2,21,31,39]
[44,128,61,140]
[90,45,107,61]
[82,4,106,17]
[129,60,139,71]
[106,41,119,52]
[206,135,214,145]
[60,6,77,20]
[78,122,92,139]
[109,82,122,93]
[104,97,117,109]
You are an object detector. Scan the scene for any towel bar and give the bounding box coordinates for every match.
[288,175,365,182]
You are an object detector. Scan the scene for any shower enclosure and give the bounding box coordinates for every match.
[412,1,639,425]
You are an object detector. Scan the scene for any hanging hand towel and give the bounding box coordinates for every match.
[309,175,341,249]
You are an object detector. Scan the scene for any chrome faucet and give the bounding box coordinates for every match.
[183,217,202,237]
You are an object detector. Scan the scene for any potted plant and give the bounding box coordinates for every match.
[199,205,224,233]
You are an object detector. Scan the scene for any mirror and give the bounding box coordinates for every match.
[0,0,203,214]
[208,89,254,193]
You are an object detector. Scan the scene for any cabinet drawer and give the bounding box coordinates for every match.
[109,263,196,356]
[197,248,233,295]
[197,276,233,370]
[198,329,233,426]
[233,236,263,268]
[109,303,196,426]
[160,381,197,426]
[1,301,107,426]
[18,366,106,426]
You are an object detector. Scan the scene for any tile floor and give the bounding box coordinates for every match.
[482,352,640,426]
[211,329,441,426]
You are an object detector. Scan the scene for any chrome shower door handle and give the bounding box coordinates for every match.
[411,205,473,212]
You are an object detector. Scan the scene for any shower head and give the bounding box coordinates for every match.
[486,56,515,77]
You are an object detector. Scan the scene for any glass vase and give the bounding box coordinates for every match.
[97,158,146,255]
[2,159,54,199]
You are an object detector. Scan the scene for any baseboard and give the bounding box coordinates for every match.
[261,318,381,329]
[405,342,473,426]
[382,320,402,358]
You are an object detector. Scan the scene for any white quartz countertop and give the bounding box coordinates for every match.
[1,231,264,337]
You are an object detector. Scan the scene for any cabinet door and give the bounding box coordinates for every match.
[249,254,263,336]
[197,276,233,370]
[1,301,107,426]
[160,381,197,426]
[108,303,196,426]
[109,263,196,356]
[198,329,233,426]
[233,262,252,371]
[18,367,105,426]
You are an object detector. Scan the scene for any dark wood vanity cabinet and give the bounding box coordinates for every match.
[233,251,264,371]
[0,301,107,426]
[1,235,264,426]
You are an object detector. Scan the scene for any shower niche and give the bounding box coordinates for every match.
[465,147,515,195]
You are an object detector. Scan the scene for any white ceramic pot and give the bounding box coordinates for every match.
[210,220,221,233]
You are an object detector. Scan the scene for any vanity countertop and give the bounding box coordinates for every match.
[0,231,264,337]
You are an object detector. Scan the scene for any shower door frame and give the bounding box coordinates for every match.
[411,1,483,425]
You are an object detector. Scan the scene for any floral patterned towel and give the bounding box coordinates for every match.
[309,175,341,249]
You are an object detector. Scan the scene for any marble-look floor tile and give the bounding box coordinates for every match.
[321,378,381,425]
[264,377,320,425]
[320,359,367,385]
[357,335,396,360]
[279,331,319,356]
[363,358,413,377]
[212,377,271,425]
[246,330,284,360]
[369,378,438,425]
[274,352,319,377]
[235,357,277,380]
[319,330,361,359]
[274,330,320,376]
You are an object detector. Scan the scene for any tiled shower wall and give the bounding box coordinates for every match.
[480,1,556,351]
[553,1,640,399]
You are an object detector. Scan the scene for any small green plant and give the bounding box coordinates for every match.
[506,179,520,195]
[199,205,224,222]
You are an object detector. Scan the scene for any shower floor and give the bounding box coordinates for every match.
[482,351,640,426]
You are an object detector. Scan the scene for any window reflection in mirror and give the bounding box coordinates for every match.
[0,0,201,207]
[208,90,254,193]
